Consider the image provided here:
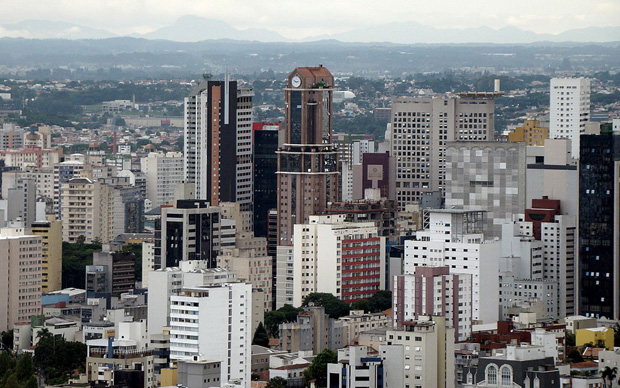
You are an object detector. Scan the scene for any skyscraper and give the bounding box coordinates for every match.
[579,132,620,319]
[253,123,279,238]
[549,77,591,158]
[390,92,498,209]
[276,66,339,246]
[184,77,254,213]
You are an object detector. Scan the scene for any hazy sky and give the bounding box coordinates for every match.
[1,0,619,39]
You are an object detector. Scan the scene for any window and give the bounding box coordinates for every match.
[501,366,512,385]
[486,364,498,385]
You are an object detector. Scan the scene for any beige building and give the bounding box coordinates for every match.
[0,228,42,331]
[217,235,272,312]
[383,315,455,388]
[61,177,102,243]
[31,217,62,292]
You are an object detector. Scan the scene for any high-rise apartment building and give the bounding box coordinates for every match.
[390,92,498,208]
[403,209,501,324]
[508,119,549,146]
[0,229,42,331]
[183,77,254,213]
[31,218,62,292]
[141,151,184,209]
[383,315,456,388]
[549,77,591,158]
[276,66,339,246]
[579,133,620,319]
[169,283,252,387]
[393,267,473,341]
[292,214,386,306]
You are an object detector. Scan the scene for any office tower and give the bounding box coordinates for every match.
[403,209,500,324]
[0,229,42,332]
[31,218,62,292]
[92,247,137,295]
[383,315,455,388]
[390,92,498,208]
[445,141,527,239]
[393,267,473,341]
[183,77,254,213]
[550,77,591,158]
[276,66,339,246]
[154,199,222,268]
[141,151,184,209]
[508,119,549,146]
[292,214,385,306]
[253,123,279,238]
[169,282,252,386]
[579,133,620,319]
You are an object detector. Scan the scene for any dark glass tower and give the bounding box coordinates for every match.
[579,132,620,319]
[253,123,279,238]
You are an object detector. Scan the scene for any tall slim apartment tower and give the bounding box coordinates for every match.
[579,132,620,319]
[184,77,254,212]
[390,92,498,209]
[550,77,591,158]
[276,66,339,245]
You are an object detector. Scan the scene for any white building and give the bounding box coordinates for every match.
[141,151,184,208]
[403,209,500,324]
[292,214,386,306]
[169,282,252,387]
[549,77,591,158]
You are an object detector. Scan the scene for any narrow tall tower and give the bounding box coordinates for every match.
[183,77,254,212]
[276,66,339,246]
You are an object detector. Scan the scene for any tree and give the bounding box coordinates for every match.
[252,322,270,348]
[566,332,576,347]
[266,376,287,388]
[1,330,13,351]
[367,290,392,312]
[0,351,15,379]
[567,349,584,363]
[15,353,34,382]
[601,366,618,388]
[264,305,302,338]
[303,349,337,388]
[302,293,350,319]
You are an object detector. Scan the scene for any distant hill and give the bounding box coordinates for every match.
[0,16,618,44]
[306,23,620,44]
[0,20,117,40]
[139,15,288,42]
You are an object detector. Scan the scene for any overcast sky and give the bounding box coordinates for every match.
[1,0,619,39]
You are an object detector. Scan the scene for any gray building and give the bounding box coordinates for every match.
[390,92,500,209]
[445,141,526,238]
[178,359,222,388]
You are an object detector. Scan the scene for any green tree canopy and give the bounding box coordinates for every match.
[252,322,270,348]
[266,376,287,388]
[303,349,337,388]
[302,293,350,319]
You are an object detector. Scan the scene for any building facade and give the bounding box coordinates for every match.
[549,77,591,158]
